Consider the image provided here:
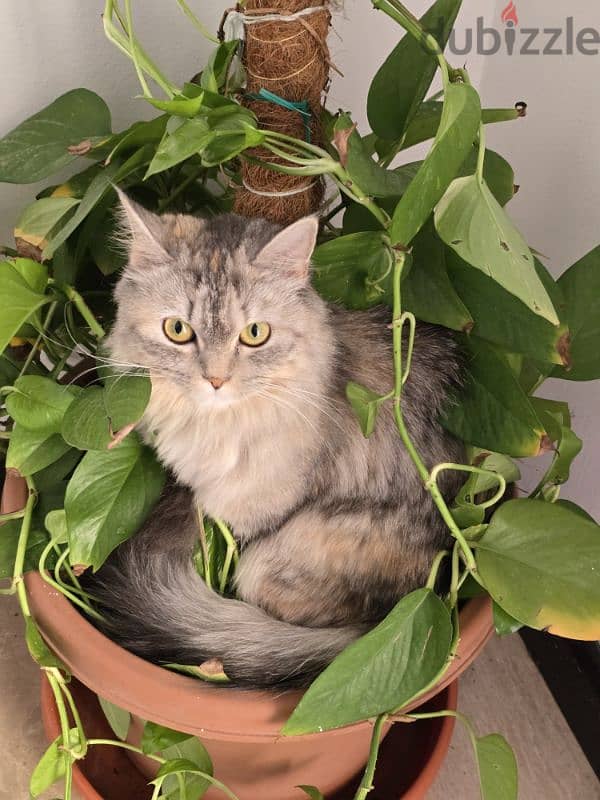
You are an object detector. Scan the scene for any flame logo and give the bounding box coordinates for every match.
[501,1,518,26]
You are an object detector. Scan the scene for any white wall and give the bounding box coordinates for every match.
[1,1,598,514]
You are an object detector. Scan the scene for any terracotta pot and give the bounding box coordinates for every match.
[3,472,492,798]
[41,674,458,800]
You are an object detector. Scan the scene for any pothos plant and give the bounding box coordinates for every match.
[0,0,599,798]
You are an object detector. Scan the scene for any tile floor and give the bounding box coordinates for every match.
[1,595,598,800]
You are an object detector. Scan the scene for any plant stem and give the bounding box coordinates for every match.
[55,284,106,340]
[0,509,25,522]
[85,739,242,799]
[12,476,37,618]
[390,254,477,573]
[124,0,152,97]
[158,166,205,211]
[175,0,219,43]
[18,302,58,379]
[353,714,388,800]
[103,0,177,97]
[371,0,451,84]
[46,670,75,799]
[214,518,239,593]
[426,549,449,591]
[429,463,506,510]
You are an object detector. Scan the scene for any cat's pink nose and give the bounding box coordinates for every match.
[208,376,227,390]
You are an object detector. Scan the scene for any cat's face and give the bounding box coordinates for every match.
[108,197,327,412]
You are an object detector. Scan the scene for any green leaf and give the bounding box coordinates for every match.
[200,107,263,167]
[475,734,518,800]
[65,434,165,570]
[105,373,152,430]
[30,728,80,797]
[283,588,452,734]
[402,221,473,331]
[435,175,558,325]
[447,251,569,364]
[535,423,582,491]
[367,0,463,140]
[442,337,546,457]
[104,115,169,164]
[44,146,153,259]
[147,95,208,119]
[555,500,596,523]
[5,376,76,433]
[298,787,325,800]
[44,509,68,544]
[312,231,393,309]
[474,499,600,640]
[553,245,600,380]
[34,448,81,492]
[492,603,522,637]
[62,375,151,450]
[456,449,520,502]
[0,261,51,355]
[12,258,49,294]
[6,425,72,475]
[154,759,201,780]
[98,696,131,740]
[141,722,191,754]
[200,40,240,92]
[42,161,120,259]
[146,118,211,177]
[160,734,213,800]
[459,149,515,207]
[334,115,417,198]
[346,382,384,438]
[0,520,48,579]
[391,83,481,247]
[398,104,520,153]
[0,89,111,183]
[14,197,79,250]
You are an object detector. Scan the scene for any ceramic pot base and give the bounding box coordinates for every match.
[41,677,457,800]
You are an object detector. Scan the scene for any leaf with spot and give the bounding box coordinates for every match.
[475,734,518,800]
[474,499,600,640]
[442,337,547,457]
[553,245,600,380]
[0,261,51,356]
[0,89,111,183]
[435,175,558,324]
[447,250,569,364]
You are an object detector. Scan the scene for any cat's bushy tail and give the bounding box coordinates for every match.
[86,503,359,688]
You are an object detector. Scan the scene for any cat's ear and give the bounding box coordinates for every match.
[115,188,169,261]
[254,216,319,280]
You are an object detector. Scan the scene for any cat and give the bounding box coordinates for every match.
[87,193,464,688]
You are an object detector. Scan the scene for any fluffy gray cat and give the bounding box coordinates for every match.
[89,195,463,687]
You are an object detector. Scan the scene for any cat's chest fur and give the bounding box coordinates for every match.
[141,388,320,540]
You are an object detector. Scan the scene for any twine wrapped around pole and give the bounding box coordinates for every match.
[231,0,333,225]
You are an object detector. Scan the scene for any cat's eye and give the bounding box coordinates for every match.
[239,322,271,347]
[163,317,195,344]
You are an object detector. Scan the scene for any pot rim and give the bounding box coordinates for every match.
[4,471,493,742]
[40,674,459,800]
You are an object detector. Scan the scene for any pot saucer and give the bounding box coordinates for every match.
[41,677,457,800]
